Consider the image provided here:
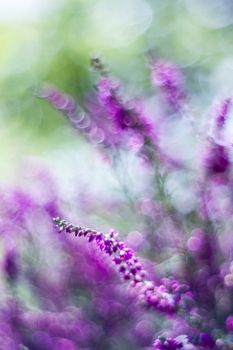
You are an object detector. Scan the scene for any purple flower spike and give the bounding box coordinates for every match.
[209,97,232,142]
[151,59,186,111]
[97,76,154,138]
[39,86,76,114]
[53,217,192,316]
[39,85,108,146]
[215,97,231,130]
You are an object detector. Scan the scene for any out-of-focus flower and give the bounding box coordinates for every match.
[152,336,183,349]
[39,85,109,146]
[209,97,232,142]
[215,97,231,130]
[151,59,186,112]
[203,143,230,176]
[97,76,153,135]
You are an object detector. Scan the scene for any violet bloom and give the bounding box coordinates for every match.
[97,76,154,138]
[1,173,147,349]
[39,86,106,146]
[215,97,231,130]
[209,97,232,143]
[53,217,191,316]
[152,333,215,350]
[39,85,76,114]
[96,75,158,164]
[151,59,186,112]
[152,337,183,350]
[203,143,230,176]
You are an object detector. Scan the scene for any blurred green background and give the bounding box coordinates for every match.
[1,0,233,181]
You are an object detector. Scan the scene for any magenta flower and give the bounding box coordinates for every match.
[97,76,154,138]
[151,59,186,112]
[203,143,230,176]
[215,97,231,130]
[6,57,233,349]
[39,85,108,146]
[152,337,183,350]
[53,217,192,316]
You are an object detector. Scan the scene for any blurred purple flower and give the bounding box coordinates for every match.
[151,59,186,112]
[203,143,230,176]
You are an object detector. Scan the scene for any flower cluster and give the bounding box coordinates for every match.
[37,58,233,349]
[3,56,233,349]
[152,337,183,350]
[151,333,216,350]
[39,86,107,145]
[0,171,146,349]
[53,217,192,317]
[40,62,160,166]
[97,76,152,135]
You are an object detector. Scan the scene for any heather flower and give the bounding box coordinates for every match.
[199,139,232,221]
[97,76,121,120]
[152,337,183,350]
[96,75,157,162]
[151,59,186,112]
[40,84,151,150]
[39,85,108,146]
[0,176,145,349]
[203,142,230,176]
[209,97,232,142]
[41,66,184,170]
[152,333,216,350]
[200,99,232,202]
[53,217,192,316]
[97,76,153,135]
[93,58,152,133]
[215,97,231,130]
